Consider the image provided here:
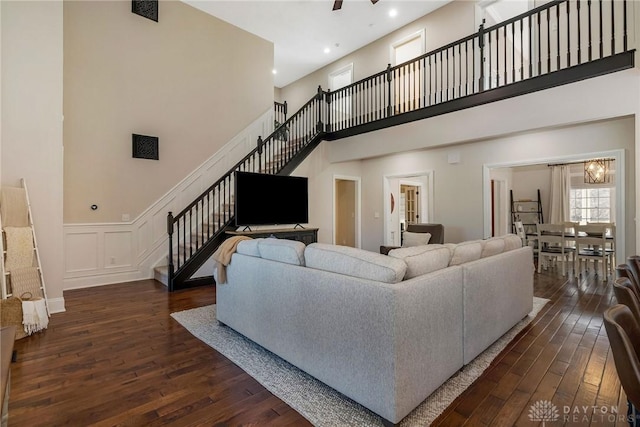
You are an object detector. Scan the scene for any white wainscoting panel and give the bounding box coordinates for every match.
[63,108,275,289]
[65,232,99,273]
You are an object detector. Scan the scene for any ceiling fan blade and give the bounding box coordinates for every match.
[370,0,380,4]
[333,0,343,10]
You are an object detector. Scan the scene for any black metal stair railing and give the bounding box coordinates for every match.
[165,0,633,290]
[325,0,632,134]
[166,90,326,290]
[274,100,288,126]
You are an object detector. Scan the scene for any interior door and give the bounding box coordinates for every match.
[335,179,357,247]
[329,64,354,123]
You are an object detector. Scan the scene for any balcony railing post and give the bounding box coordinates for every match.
[257,136,263,172]
[478,20,486,92]
[283,100,288,121]
[316,85,324,133]
[386,63,392,117]
[325,89,332,132]
[167,211,174,291]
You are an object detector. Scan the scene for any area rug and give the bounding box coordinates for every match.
[171,297,549,426]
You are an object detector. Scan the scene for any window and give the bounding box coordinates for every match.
[569,187,614,223]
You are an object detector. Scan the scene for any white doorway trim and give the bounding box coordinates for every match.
[383,170,435,246]
[482,148,626,260]
[332,174,362,248]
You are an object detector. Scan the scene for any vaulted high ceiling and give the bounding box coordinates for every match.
[182,0,452,88]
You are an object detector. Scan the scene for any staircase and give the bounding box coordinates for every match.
[162,90,326,290]
[160,0,634,291]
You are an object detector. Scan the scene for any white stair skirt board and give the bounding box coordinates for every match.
[154,257,215,287]
[63,108,275,290]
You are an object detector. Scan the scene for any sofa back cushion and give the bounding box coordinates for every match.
[502,234,523,251]
[305,243,406,284]
[258,238,306,266]
[236,238,262,257]
[388,244,451,279]
[445,241,484,266]
[481,237,505,258]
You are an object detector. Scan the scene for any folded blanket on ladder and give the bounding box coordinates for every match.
[22,299,48,334]
[11,266,48,334]
[0,187,29,227]
[10,266,43,299]
[4,226,34,272]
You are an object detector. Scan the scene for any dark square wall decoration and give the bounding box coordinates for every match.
[132,134,159,160]
[132,0,158,22]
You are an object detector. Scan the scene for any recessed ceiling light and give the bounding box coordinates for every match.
[324,47,331,54]
[272,69,277,75]
[389,9,398,17]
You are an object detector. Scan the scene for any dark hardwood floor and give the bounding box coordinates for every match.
[7,267,628,426]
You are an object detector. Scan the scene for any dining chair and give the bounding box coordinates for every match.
[617,264,640,301]
[590,222,616,274]
[575,223,612,277]
[603,305,640,425]
[536,223,573,276]
[628,256,640,289]
[613,277,640,325]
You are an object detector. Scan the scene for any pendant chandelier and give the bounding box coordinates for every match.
[584,159,610,184]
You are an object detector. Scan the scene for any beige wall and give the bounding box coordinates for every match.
[280,0,475,111]
[2,1,65,310]
[64,1,274,223]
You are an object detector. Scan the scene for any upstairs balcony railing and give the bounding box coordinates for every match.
[326,0,633,133]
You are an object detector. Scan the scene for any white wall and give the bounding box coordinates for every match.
[1,1,65,312]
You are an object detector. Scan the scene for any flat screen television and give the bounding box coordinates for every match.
[234,171,309,227]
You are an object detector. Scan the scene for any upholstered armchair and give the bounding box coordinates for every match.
[379,223,444,255]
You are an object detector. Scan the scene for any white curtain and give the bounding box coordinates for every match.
[549,165,570,223]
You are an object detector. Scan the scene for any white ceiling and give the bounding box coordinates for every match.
[182,0,453,88]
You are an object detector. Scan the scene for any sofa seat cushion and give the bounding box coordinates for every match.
[305,243,406,283]
[236,238,262,257]
[402,231,431,247]
[258,238,306,266]
[481,237,505,258]
[445,241,483,266]
[388,244,451,279]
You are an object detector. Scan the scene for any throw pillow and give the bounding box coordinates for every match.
[402,231,431,247]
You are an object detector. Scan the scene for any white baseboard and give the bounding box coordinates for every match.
[63,108,274,291]
[63,270,152,291]
[48,297,66,314]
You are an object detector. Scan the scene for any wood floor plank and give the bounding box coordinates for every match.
[7,267,628,426]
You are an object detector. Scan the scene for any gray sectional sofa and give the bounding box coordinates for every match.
[215,235,534,425]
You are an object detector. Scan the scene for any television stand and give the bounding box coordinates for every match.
[226,227,318,245]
